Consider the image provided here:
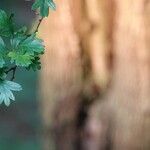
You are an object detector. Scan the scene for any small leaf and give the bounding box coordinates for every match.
[0,80,22,106]
[26,56,41,71]
[11,34,45,55]
[8,52,33,67]
[0,10,14,37]
[9,34,44,67]
[0,68,7,80]
[32,0,56,17]
[0,37,7,68]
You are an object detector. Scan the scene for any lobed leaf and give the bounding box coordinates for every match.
[32,0,56,17]
[0,80,22,106]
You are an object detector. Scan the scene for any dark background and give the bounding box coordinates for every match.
[0,0,42,150]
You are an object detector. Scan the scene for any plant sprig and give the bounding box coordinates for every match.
[0,0,56,106]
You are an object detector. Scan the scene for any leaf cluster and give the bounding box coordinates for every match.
[0,0,56,106]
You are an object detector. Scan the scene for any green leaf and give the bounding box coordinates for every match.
[32,0,56,17]
[8,52,33,67]
[17,26,28,34]
[26,56,41,71]
[0,10,14,37]
[0,80,22,106]
[11,34,45,55]
[9,34,44,67]
[0,68,7,80]
[0,37,7,68]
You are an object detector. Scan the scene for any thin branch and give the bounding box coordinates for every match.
[11,66,17,81]
[6,66,17,81]
[34,17,43,33]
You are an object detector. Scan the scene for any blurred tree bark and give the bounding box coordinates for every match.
[39,0,150,150]
[39,1,83,149]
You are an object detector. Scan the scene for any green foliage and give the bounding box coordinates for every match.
[32,0,56,17]
[0,0,56,106]
[0,10,14,37]
[0,80,22,106]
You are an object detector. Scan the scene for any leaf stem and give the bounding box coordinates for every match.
[34,17,43,33]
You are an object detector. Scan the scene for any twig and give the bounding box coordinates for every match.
[11,66,17,81]
[6,66,17,81]
[34,17,43,33]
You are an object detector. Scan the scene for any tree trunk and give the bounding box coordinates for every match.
[39,1,83,149]
[39,0,150,150]
[85,0,150,150]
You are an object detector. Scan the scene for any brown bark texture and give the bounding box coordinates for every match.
[39,0,150,150]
